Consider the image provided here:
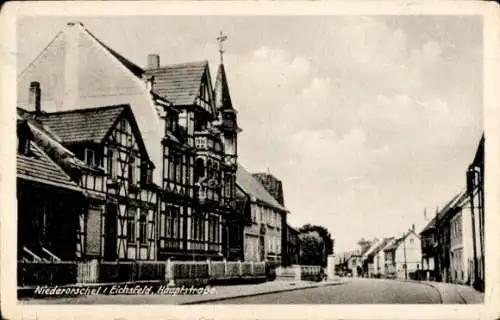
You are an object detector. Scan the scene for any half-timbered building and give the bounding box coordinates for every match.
[32,104,159,261]
[144,55,242,261]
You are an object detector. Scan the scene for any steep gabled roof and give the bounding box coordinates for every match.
[420,190,466,234]
[17,108,94,173]
[384,238,401,251]
[35,105,126,144]
[17,119,82,193]
[236,163,287,212]
[374,237,395,255]
[34,104,153,166]
[145,61,209,107]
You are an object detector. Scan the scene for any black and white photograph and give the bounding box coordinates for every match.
[1,2,499,320]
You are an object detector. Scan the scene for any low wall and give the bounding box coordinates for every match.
[276,265,323,282]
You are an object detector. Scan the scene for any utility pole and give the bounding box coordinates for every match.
[403,232,408,280]
[467,165,479,288]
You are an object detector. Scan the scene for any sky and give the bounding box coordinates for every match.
[17,15,483,253]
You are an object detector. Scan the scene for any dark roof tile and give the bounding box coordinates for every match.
[236,163,287,212]
[36,105,126,144]
[17,142,81,192]
[145,61,208,106]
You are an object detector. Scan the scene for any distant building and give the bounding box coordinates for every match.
[372,237,394,277]
[236,165,288,264]
[286,225,300,266]
[420,192,463,281]
[252,171,290,265]
[384,226,421,280]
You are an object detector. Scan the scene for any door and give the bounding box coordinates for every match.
[104,203,118,261]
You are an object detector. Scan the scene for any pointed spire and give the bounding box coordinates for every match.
[214,63,233,111]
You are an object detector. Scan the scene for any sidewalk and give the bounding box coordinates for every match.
[418,281,484,304]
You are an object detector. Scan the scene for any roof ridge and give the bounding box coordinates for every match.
[154,60,209,70]
[237,163,287,212]
[39,104,128,116]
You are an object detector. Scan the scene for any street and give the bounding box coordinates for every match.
[211,278,443,304]
[20,278,481,305]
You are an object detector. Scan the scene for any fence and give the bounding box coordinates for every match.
[18,261,79,287]
[18,259,267,287]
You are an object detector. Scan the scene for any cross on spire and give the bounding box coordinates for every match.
[217,31,228,64]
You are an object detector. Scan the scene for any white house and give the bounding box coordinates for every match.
[393,226,422,280]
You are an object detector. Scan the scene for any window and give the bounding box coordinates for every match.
[160,211,166,238]
[172,207,180,238]
[128,155,136,185]
[192,215,204,241]
[141,162,153,186]
[410,238,414,244]
[175,156,182,183]
[139,211,148,244]
[195,158,206,182]
[85,148,96,166]
[127,207,136,243]
[107,150,116,179]
[169,155,175,181]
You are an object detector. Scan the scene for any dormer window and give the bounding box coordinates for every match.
[85,148,96,167]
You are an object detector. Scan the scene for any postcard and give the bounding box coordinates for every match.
[1,1,499,319]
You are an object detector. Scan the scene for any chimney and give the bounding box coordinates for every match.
[29,81,41,116]
[147,75,155,91]
[147,54,160,70]
[412,224,415,232]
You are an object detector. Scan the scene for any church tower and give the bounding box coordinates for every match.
[213,32,243,260]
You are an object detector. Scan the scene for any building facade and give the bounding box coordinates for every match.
[384,227,421,280]
[372,237,394,277]
[236,165,288,264]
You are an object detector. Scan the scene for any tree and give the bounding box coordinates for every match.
[299,224,334,256]
[299,231,325,266]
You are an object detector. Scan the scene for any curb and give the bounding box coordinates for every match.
[397,279,445,304]
[418,281,468,304]
[180,280,348,305]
